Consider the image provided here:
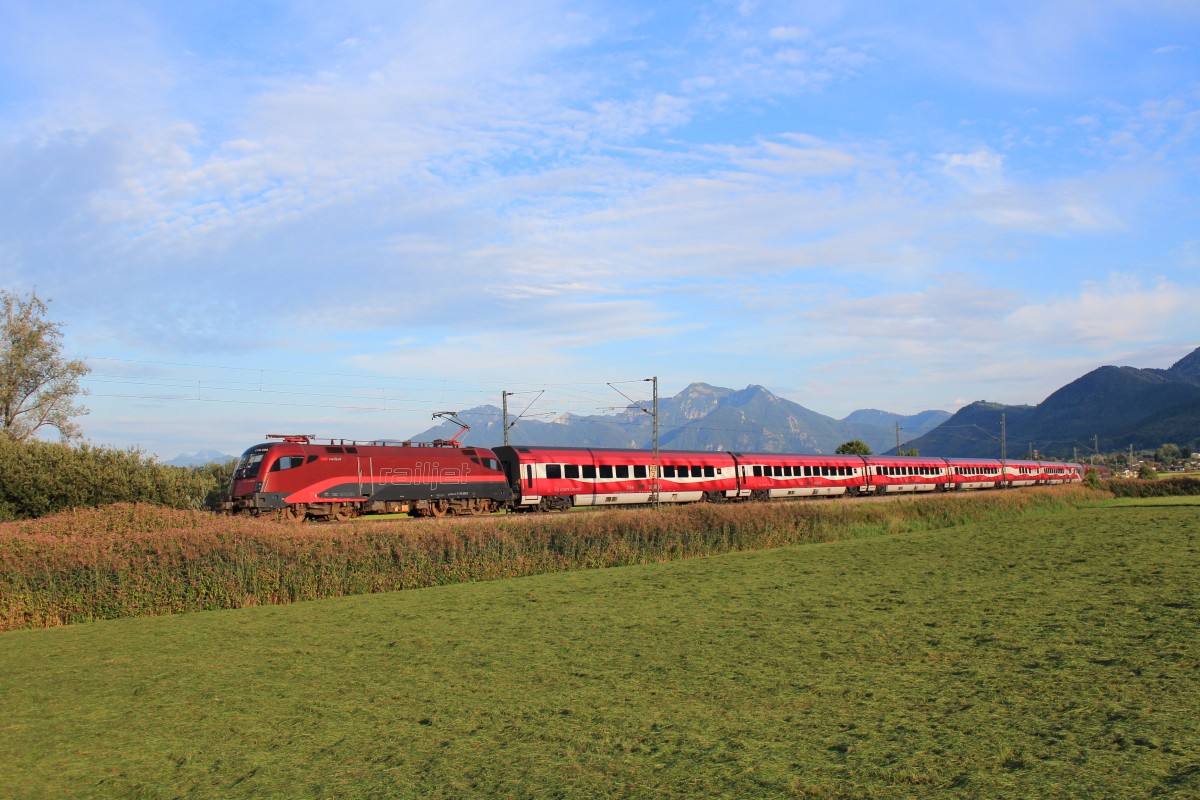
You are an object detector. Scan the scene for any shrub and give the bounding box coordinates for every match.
[1106,476,1200,498]
[0,437,229,521]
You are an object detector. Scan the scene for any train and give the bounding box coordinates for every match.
[225,433,1085,522]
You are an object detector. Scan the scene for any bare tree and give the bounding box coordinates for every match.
[1,289,90,441]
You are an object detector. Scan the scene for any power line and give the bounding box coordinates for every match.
[82,355,630,388]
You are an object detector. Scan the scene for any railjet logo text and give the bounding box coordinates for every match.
[378,462,473,490]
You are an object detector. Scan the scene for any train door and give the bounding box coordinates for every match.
[523,462,541,506]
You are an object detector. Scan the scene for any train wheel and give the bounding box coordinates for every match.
[332,505,352,522]
[279,505,305,524]
[428,501,447,518]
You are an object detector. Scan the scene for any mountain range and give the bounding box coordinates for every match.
[412,382,950,455]
[902,346,1200,458]
[164,449,236,467]
[167,346,1199,464]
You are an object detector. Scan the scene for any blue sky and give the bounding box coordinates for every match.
[2,1,1198,458]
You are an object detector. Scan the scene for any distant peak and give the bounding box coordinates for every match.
[1169,346,1200,382]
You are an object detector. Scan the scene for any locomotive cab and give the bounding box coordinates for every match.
[226,442,307,514]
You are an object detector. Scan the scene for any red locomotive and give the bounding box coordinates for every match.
[227,433,511,522]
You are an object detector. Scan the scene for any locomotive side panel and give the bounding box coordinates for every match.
[229,441,510,518]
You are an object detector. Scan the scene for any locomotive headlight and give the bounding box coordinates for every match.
[255,482,263,492]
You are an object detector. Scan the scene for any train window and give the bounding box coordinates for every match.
[692,465,704,478]
[753,466,763,477]
[705,466,715,478]
[582,465,597,479]
[233,450,266,479]
[599,465,614,479]
[769,466,779,477]
[306,455,319,465]
[546,464,562,480]
[663,465,677,478]
[565,465,580,480]
[616,465,629,479]
[270,456,305,472]
[634,465,647,479]
[483,458,501,471]
[805,466,813,477]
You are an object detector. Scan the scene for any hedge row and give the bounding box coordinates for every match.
[0,436,233,521]
[1105,476,1200,498]
[0,485,1105,630]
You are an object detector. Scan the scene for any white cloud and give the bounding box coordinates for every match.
[938,147,1004,192]
[1006,274,1198,346]
[769,26,810,41]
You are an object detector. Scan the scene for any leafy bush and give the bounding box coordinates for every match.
[0,436,232,521]
[1106,476,1200,498]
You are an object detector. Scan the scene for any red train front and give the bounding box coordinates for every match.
[227,434,511,521]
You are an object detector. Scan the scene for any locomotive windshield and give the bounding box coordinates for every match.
[233,446,270,480]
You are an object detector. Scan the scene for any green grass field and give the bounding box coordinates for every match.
[2,498,1198,798]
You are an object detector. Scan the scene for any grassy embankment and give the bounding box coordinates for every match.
[1,496,1197,798]
[3,485,1105,630]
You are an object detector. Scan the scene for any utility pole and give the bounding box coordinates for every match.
[649,376,659,508]
[1000,413,1007,488]
[1000,413,1007,461]
[895,421,901,455]
[500,389,543,447]
[608,378,659,507]
[1093,434,1099,465]
[1074,446,1078,463]
[501,391,510,446]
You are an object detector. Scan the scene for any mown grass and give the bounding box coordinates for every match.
[2,499,1197,798]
